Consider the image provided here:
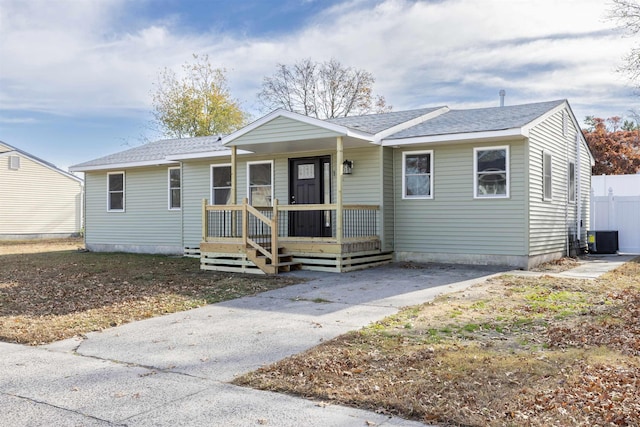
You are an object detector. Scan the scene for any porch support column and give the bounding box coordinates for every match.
[336,136,344,245]
[231,145,238,238]
[231,146,237,204]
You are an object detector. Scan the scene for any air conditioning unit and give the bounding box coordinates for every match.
[587,231,619,254]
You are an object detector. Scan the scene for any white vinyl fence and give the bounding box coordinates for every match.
[590,175,640,254]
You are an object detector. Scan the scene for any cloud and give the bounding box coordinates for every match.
[0,0,636,122]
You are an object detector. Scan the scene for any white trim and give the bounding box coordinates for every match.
[107,171,125,212]
[210,163,232,205]
[374,107,449,142]
[167,166,181,210]
[402,150,434,200]
[246,160,274,206]
[473,145,510,199]
[72,159,178,172]
[521,101,567,134]
[167,149,253,161]
[382,128,525,146]
[543,150,553,201]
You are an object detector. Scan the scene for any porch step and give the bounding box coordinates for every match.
[246,247,302,274]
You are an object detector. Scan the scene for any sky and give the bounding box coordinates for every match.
[0,0,638,173]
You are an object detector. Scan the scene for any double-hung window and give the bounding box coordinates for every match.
[403,151,433,199]
[474,147,509,198]
[107,171,125,211]
[168,167,181,210]
[211,164,232,205]
[543,152,553,201]
[247,161,273,206]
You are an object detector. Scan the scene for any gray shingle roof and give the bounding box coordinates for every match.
[325,107,444,134]
[70,135,226,169]
[386,100,565,139]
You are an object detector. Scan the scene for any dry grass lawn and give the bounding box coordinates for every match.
[0,238,298,345]
[235,258,640,426]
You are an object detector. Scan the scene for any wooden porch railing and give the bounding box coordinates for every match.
[202,199,379,249]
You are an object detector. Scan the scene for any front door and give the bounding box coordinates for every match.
[289,156,331,237]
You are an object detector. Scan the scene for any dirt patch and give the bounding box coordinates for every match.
[0,239,299,345]
[236,258,640,426]
[530,256,581,272]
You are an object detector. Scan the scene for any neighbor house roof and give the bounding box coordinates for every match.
[386,100,566,139]
[70,135,226,171]
[0,140,83,183]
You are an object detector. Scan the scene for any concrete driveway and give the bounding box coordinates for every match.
[0,257,630,426]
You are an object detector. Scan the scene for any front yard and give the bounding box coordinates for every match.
[235,258,640,426]
[0,239,298,344]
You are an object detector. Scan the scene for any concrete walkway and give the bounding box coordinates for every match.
[0,256,633,426]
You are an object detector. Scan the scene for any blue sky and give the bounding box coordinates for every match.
[0,0,637,172]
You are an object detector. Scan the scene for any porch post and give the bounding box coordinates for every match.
[336,136,344,245]
[231,146,237,237]
[231,146,237,204]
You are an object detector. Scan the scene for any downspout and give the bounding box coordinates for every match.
[392,148,397,253]
[565,122,570,257]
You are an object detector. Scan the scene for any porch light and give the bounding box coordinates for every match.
[342,159,354,175]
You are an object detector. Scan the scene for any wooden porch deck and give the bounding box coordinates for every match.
[199,199,392,274]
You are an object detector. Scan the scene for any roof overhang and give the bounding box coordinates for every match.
[167,149,253,161]
[381,128,527,146]
[70,159,179,172]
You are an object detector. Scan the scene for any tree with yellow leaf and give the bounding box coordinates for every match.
[152,54,248,138]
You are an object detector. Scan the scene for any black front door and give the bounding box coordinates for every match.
[289,156,331,237]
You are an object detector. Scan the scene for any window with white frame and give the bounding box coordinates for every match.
[211,164,232,205]
[474,147,509,198]
[107,172,125,211]
[403,151,433,199]
[543,152,553,201]
[248,161,273,206]
[168,167,181,210]
[568,161,575,202]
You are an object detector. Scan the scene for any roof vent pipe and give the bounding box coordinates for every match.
[499,89,506,107]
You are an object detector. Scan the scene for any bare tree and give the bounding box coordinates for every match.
[258,58,391,118]
[610,0,640,86]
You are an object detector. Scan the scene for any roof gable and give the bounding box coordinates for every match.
[0,140,83,183]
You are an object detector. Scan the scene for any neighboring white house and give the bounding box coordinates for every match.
[71,99,593,272]
[0,141,83,239]
[591,174,640,254]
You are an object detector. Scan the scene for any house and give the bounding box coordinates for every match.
[0,141,83,239]
[70,99,593,273]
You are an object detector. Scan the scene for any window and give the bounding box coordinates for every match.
[568,161,575,202]
[403,151,433,199]
[474,146,509,198]
[211,164,232,205]
[543,152,553,201]
[168,167,181,210]
[247,161,273,206]
[107,172,125,211]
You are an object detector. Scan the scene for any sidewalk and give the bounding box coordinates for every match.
[0,256,632,426]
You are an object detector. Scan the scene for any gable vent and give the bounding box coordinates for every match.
[9,155,20,170]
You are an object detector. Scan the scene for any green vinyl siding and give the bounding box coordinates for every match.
[382,147,395,251]
[394,140,527,256]
[84,167,181,251]
[182,146,384,248]
[232,116,340,146]
[528,109,577,256]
